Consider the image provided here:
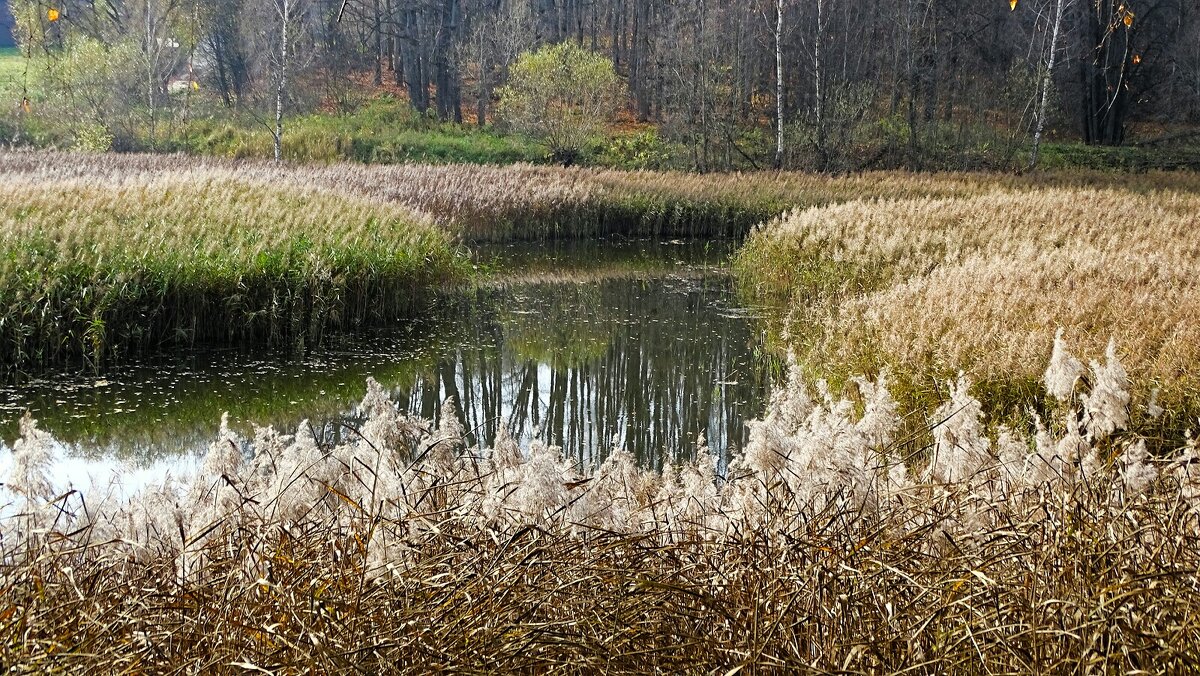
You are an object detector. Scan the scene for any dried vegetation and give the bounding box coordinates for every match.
[736,185,1200,421]
[5,152,1200,669]
[4,339,1200,671]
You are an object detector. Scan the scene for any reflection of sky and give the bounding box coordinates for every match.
[0,438,202,510]
[0,240,781,475]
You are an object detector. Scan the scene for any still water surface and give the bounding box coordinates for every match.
[0,240,781,473]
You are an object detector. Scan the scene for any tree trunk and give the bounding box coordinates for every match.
[373,0,383,85]
[1030,0,1068,169]
[1079,0,1132,145]
[274,0,290,163]
[814,0,826,168]
[774,0,784,169]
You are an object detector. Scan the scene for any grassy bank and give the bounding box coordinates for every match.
[7,151,1200,387]
[734,187,1200,428]
[169,98,548,166]
[4,344,1200,671]
[0,48,24,105]
[0,160,464,377]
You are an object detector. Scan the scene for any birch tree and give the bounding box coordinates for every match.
[271,0,292,162]
[773,0,785,168]
[798,0,831,167]
[137,0,184,145]
[267,0,313,162]
[1028,0,1070,169]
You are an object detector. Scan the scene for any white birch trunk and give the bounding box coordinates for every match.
[274,0,291,163]
[814,0,824,163]
[775,0,785,169]
[1030,0,1067,170]
[146,5,157,143]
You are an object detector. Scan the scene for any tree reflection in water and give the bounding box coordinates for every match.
[2,240,781,470]
[391,275,779,469]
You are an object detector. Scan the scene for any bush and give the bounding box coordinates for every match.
[497,42,624,166]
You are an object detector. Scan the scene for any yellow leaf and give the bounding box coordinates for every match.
[1009,0,1017,10]
[47,8,59,21]
[20,97,30,113]
[1132,54,1141,64]
[191,81,200,91]
[1123,13,1133,27]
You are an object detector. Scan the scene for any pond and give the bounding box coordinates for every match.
[0,239,782,477]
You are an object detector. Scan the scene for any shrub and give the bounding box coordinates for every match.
[496,42,624,166]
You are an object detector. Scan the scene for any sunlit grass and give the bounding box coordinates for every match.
[0,161,465,375]
[0,47,29,106]
[735,186,1200,431]
[172,98,547,165]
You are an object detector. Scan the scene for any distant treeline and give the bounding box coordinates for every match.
[3,0,1200,170]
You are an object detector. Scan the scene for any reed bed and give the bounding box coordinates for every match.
[4,337,1200,671]
[0,164,463,375]
[7,151,1200,242]
[6,149,1200,392]
[736,187,1200,418]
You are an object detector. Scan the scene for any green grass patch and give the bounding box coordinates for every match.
[169,97,547,165]
[0,46,28,104]
[1037,140,1200,171]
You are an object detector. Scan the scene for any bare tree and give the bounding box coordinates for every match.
[137,0,184,144]
[263,0,315,161]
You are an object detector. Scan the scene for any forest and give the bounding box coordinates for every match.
[2,0,1199,170]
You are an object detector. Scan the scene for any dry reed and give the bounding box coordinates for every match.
[736,187,1200,420]
[4,340,1200,672]
[7,150,1199,241]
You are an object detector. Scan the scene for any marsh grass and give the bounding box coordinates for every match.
[10,151,1200,243]
[0,163,464,376]
[6,490,1198,672]
[736,187,1200,425]
[5,150,1200,389]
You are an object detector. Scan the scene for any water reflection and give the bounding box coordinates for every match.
[394,275,778,470]
[0,240,782,468]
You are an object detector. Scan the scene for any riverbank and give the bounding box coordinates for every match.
[0,158,464,377]
[1,241,768,466]
[6,150,1200,423]
[6,152,1200,671]
[733,186,1200,432]
[10,151,1200,243]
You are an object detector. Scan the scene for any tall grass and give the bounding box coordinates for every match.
[9,151,1200,242]
[4,337,1200,671]
[5,151,1199,377]
[0,162,464,376]
[735,187,1200,423]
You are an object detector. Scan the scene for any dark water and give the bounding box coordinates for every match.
[0,240,781,469]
